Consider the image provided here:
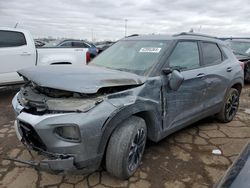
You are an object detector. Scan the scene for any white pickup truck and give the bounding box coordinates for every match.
[0,28,90,86]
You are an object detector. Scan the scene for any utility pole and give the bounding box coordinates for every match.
[125,19,128,37]
[91,28,94,42]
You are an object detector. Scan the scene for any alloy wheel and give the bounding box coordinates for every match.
[225,91,239,120]
[128,128,146,172]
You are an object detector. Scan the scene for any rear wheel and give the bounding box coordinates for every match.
[105,116,147,179]
[216,88,240,123]
[244,63,250,82]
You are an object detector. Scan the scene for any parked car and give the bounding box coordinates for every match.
[11,32,244,179]
[34,39,46,47]
[225,38,250,82]
[43,39,99,58]
[0,28,90,86]
[215,141,250,188]
[95,41,114,53]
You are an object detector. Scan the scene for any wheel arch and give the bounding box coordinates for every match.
[228,77,244,95]
[97,102,162,155]
[231,82,243,94]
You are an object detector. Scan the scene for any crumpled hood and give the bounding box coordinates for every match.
[18,65,146,94]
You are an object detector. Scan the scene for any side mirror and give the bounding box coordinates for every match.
[169,70,184,91]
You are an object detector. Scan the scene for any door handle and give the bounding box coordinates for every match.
[227,67,233,72]
[20,52,31,56]
[196,73,206,78]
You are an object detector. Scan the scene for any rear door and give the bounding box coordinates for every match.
[200,42,229,110]
[0,30,36,84]
[163,40,208,129]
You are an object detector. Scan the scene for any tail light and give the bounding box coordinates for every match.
[239,61,245,70]
[86,51,91,64]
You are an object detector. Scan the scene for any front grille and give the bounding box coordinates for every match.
[19,121,47,151]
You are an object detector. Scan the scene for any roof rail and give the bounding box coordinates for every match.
[173,32,217,39]
[221,37,250,40]
[126,34,139,38]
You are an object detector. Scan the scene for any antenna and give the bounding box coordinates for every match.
[124,19,128,37]
[14,22,19,28]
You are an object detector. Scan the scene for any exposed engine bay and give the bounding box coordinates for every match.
[18,82,104,114]
[17,81,139,115]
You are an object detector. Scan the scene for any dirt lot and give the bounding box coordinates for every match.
[0,84,250,188]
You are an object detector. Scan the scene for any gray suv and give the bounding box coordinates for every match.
[11,33,244,179]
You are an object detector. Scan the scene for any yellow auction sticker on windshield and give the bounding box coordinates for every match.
[139,48,161,53]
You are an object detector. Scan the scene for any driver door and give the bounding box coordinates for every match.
[162,41,208,130]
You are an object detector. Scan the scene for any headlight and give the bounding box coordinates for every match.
[47,98,103,112]
[54,125,81,142]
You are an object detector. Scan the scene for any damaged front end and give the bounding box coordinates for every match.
[17,82,104,115]
[10,74,142,173]
[10,82,107,173]
[10,65,147,173]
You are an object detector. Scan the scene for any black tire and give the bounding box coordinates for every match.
[105,116,147,179]
[216,88,240,123]
[244,63,250,83]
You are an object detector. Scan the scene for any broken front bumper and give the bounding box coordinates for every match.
[11,92,117,173]
[6,155,77,172]
[12,120,78,172]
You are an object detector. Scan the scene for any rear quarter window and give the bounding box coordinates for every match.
[72,42,90,48]
[0,30,27,47]
[59,42,73,47]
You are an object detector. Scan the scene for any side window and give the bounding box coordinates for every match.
[202,42,222,66]
[72,42,90,48]
[60,42,72,47]
[0,30,27,47]
[169,41,200,70]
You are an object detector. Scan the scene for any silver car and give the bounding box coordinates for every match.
[11,32,244,179]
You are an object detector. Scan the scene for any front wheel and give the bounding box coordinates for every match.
[216,88,240,123]
[105,116,147,179]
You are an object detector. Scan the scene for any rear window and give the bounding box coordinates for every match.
[0,30,27,47]
[202,42,222,66]
[72,42,90,48]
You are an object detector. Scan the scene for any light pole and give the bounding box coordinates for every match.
[125,19,128,37]
[91,28,94,42]
[14,22,19,28]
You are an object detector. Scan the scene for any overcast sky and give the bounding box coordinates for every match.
[1,0,250,41]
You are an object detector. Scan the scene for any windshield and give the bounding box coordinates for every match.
[90,40,171,75]
[229,41,250,56]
